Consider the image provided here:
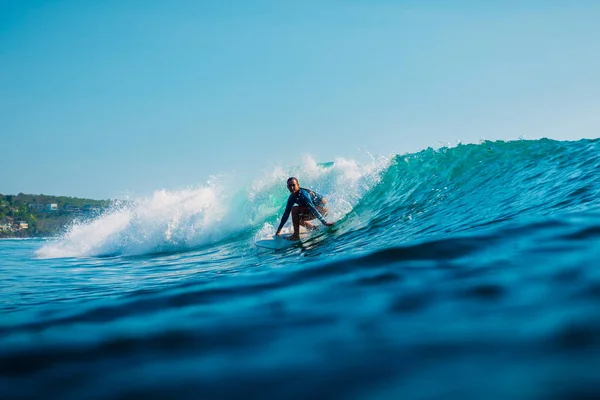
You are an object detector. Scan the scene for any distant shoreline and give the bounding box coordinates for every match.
[1,193,109,238]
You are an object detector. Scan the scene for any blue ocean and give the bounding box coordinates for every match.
[2,138,600,399]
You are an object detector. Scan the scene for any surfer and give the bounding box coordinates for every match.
[275,177,335,241]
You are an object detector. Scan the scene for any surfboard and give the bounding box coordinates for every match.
[254,234,301,250]
[254,226,325,250]
[254,225,330,250]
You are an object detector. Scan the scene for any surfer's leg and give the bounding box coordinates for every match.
[301,206,328,231]
[303,222,318,231]
[290,206,302,239]
[297,207,320,231]
[317,205,328,218]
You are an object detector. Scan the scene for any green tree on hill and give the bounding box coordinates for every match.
[1,193,110,237]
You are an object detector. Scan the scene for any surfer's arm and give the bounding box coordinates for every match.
[300,191,328,225]
[275,197,294,234]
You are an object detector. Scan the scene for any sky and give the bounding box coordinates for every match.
[1,0,599,199]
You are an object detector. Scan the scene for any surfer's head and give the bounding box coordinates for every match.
[287,177,299,193]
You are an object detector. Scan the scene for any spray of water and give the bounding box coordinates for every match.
[36,155,390,258]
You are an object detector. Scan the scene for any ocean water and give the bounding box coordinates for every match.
[2,138,600,399]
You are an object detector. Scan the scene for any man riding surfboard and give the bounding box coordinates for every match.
[275,177,335,240]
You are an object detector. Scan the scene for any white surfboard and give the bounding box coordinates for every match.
[254,234,301,250]
[254,225,327,250]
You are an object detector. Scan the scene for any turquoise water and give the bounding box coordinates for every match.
[2,138,600,399]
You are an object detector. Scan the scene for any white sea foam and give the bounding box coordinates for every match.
[37,155,390,258]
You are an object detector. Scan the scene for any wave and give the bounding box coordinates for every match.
[348,138,600,246]
[37,138,600,259]
[36,155,389,258]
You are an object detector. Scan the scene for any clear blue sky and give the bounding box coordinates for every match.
[2,0,599,199]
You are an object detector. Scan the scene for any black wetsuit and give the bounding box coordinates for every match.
[277,188,327,232]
